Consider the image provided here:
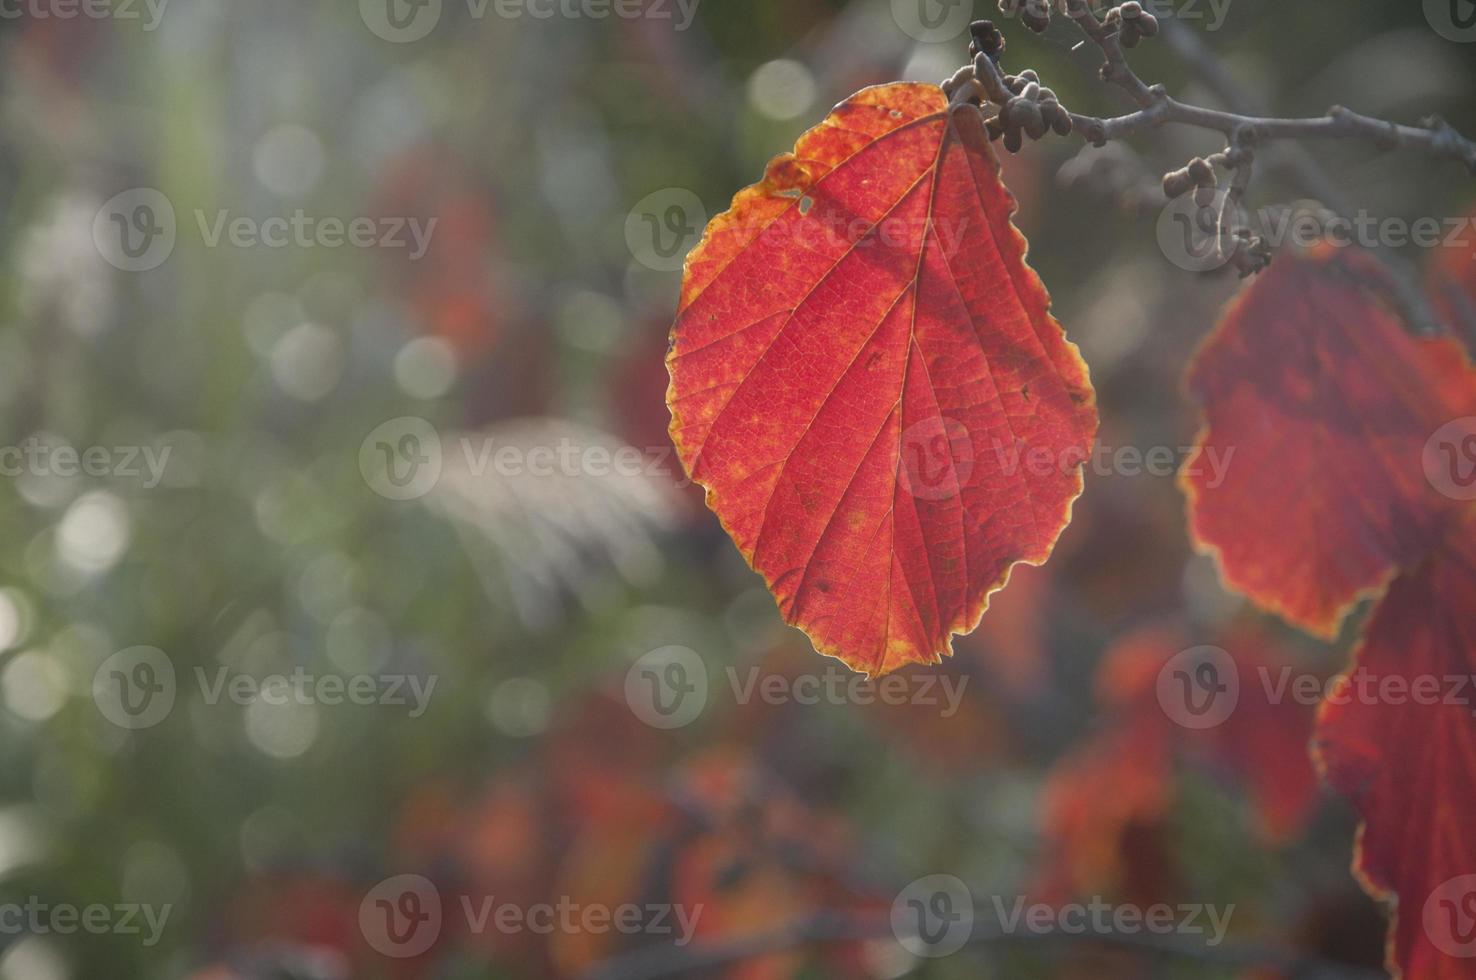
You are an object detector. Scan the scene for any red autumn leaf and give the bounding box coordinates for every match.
[1038,622,1320,905]
[1180,248,1476,638]
[666,82,1097,676]
[1314,512,1476,980]
[1037,717,1178,906]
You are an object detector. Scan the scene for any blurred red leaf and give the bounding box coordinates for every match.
[1181,249,1476,637]
[666,82,1097,676]
[374,145,506,359]
[548,810,668,977]
[226,873,362,956]
[1039,623,1319,904]
[670,834,816,980]
[1038,716,1178,907]
[1315,512,1476,980]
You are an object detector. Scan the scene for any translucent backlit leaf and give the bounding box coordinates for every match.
[1315,515,1476,980]
[1181,249,1476,637]
[667,82,1097,676]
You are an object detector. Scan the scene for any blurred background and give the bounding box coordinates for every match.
[0,0,1472,977]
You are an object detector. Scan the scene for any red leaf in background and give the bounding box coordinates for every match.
[1037,717,1178,907]
[375,146,506,359]
[1038,623,1319,904]
[666,82,1097,676]
[214,872,435,980]
[670,834,817,980]
[545,747,877,980]
[548,807,669,977]
[1117,625,1319,844]
[1181,248,1476,637]
[1315,512,1476,980]
[226,873,363,958]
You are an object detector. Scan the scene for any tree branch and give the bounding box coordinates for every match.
[950,3,1476,331]
[1055,0,1476,170]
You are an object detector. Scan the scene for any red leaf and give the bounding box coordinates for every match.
[666,82,1097,676]
[1037,716,1177,906]
[1039,623,1320,904]
[1180,249,1476,637]
[1315,514,1476,980]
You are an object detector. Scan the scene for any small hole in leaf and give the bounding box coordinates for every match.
[889,110,902,119]
[799,196,815,215]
